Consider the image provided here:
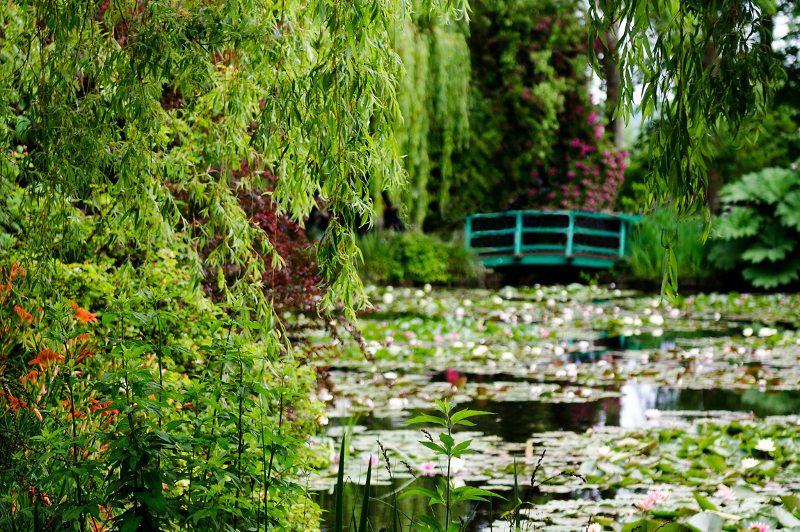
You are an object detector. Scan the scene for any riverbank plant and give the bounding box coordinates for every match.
[357,231,481,285]
[624,208,714,285]
[709,165,800,289]
[401,400,502,531]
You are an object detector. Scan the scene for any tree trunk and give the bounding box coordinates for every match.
[602,30,623,148]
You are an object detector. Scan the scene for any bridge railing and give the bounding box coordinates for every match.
[464,210,640,268]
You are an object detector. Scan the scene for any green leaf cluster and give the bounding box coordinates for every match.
[357,231,480,284]
[709,166,800,289]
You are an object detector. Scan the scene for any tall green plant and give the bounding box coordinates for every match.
[401,400,502,532]
[626,208,713,284]
[709,166,800,289]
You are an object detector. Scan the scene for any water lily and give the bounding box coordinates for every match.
[364,454,379,466]
[449,457,465,474]
[715,484,734,501]
[388,397,406,409]
[743,327,753,337]
[748,522,770,532]
[587,523,602,532]
[754,438,776,453]
[635,489,668,511]
[382,292,394,305]
[420,461,436,476]
[596,445,611,459]
[741,457,759,469]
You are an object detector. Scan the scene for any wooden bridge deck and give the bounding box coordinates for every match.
[465,210,639,269]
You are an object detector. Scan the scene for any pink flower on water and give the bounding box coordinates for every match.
[477,324,486,331]
[749,522,770,532]
[434,334,443,343]
[449,332,459,340]
[404,331,416,338]
[364,454,380,467]
[636,490,669,511]
[715,484,734,501]
[420,461,437,476]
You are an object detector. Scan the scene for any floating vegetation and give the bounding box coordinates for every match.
[309,285,800,530]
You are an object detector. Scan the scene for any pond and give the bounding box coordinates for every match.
[307,285,800,531]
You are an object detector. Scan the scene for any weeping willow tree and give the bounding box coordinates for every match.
[0,0,469,529]
[589,0,784,296]
[391,8,471,230]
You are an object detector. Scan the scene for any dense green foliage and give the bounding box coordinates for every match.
[0,0,465,529]
[460,0,624,217]
[710,166,800,289]
[357,231,479,284]
[589,0,782,217]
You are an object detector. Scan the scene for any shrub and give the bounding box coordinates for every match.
[357,231,480,285]
[625,208,714,282]
[709,166,800,289]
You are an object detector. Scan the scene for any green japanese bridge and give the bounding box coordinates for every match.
[465,210,639,269]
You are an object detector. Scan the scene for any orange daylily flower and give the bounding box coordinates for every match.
[14,305,33,325]
[28,349,64,368]
[19,370,38,386]
[66,408,84,420]
[0,390,28,411]
[72,302,98,324]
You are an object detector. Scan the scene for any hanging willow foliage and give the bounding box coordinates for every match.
[0,0,470,320]
[588,0,784,297]
[430,25,471,218]
[393,10,471,230]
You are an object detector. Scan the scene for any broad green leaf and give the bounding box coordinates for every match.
[686,511,724,532]
[693,492,718,512]
[405,415,447,426]
[449,409,491,425]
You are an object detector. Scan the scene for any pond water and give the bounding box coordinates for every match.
[308,285,800,531]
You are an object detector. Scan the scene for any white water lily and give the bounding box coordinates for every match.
[423,283,432,293]
[755,438,776,453]
[758,327,777,337]
[587,524,602,532]
[645,409,661,419]
[382,292,394,305]
[742,457,760,469]
[743,327,753,337]
[652,328,663,337]
[596,445,611,459]
[449,457,465,474]
[649,313,664,325]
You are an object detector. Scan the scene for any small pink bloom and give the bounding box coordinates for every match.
[364,454,380,466]
[715,484,734,501]
[434,334,443,343]
[420,461,437,476]
[449,332,459,340]
[749,522,770,532]
[404,331,416,338]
